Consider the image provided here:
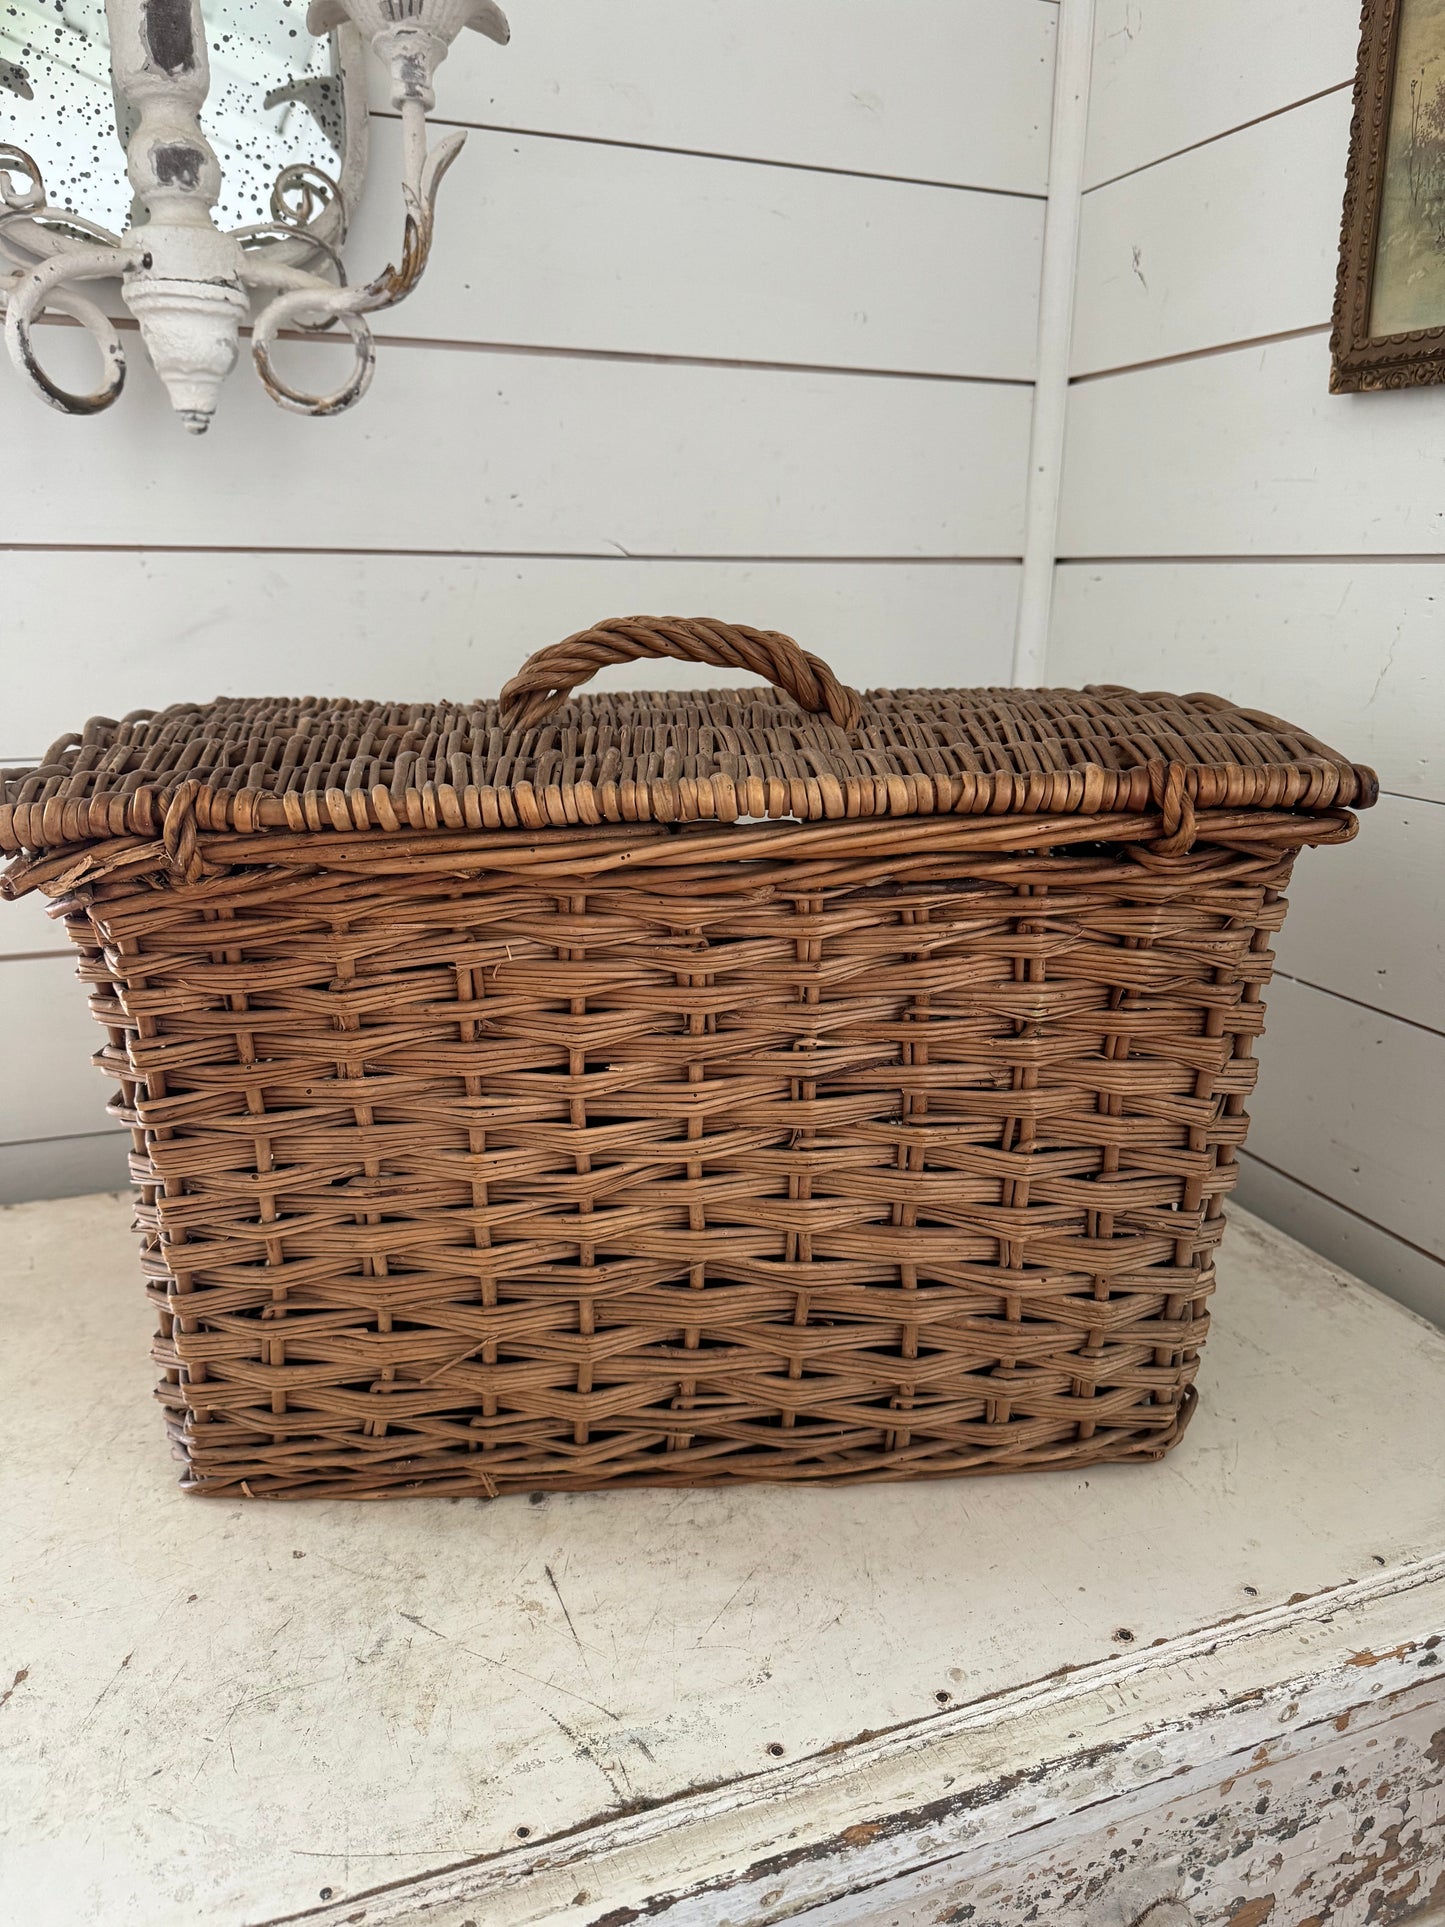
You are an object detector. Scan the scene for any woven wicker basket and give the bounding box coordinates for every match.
[1,619,1375,1499]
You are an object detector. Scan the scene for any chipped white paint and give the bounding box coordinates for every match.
[1,1203,1443,1925]
[269,1560,1445,1925]
[794,1673,1445,1925]
[0,0,495,427]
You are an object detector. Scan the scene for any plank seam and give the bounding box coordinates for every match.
[1084,80,1354,194]
[1071,323,1329,386]
[31,311,1033,388]
[1238,1149,1445,1273]
[0,547,1023,564]
[376,109,1053,202]
[0,1128,128,1152]
[363,337,1035,385]
[1055,553,1445,564]
[1270,968,1445,1042]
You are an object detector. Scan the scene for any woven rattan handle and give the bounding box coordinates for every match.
[497,617,864,732]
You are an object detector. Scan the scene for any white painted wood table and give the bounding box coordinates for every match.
[1,1198,1442,1927]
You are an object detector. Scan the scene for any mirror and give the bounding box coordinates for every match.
[0,0,356,234]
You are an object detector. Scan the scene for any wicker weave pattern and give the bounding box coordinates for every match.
[0,622,1374,1498]
[55,823,1290,1497]
[0,620,1375,866]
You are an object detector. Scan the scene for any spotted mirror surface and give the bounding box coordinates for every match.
[0,0,348,232]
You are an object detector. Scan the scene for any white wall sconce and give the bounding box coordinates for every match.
[0,0,507,431]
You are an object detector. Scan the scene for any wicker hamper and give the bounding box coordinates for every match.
[0,618,1376,1500]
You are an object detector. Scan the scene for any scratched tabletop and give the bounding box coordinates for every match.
[1,1198,1442,1926]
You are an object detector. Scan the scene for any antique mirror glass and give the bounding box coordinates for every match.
[1,0,492,427]
[0,0,358,235]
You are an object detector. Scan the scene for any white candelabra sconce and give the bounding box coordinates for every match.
[0,0,507,430]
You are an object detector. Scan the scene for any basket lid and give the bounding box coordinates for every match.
[0,617,1376,867]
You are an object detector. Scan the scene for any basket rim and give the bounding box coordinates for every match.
[0,679,1378,870]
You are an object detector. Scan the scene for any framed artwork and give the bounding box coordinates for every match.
[1333,0,1445,390]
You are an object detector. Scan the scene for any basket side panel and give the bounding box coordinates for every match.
[70,839,1296,1498]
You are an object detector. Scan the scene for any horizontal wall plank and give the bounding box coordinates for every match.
[352,120,1043,379]
[1073,90,1348,375]
[0,1135,130,1210]
[0,554,1017,755]
[1059,332,1445,557]
[0,341,1028,557]
[0,959,115,1144]
[1047,560,1440,802]
[376,0,1056,193]
[1085,0,1358,189]
[1275,795,1445,1034]
[1247,976,1443,1262]
[1235,1155,1445,1332]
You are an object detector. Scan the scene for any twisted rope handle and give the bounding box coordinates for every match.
[497,617,865,733]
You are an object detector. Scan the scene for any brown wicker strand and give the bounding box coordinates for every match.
[0,623,1376,1500]
[496,615,866,732]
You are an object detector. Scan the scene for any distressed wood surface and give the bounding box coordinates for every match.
[276,1567,1445,1925]
[791,1668,1445,1925]
[369,0,1058,193]
[1,1204,1442,1924]
[1083,0,1357,190]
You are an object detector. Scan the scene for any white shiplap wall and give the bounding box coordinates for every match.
[1048,0,1445,1326]
[0,0,1058,1204]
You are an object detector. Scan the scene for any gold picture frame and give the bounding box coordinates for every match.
[1333,0,1445,391]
